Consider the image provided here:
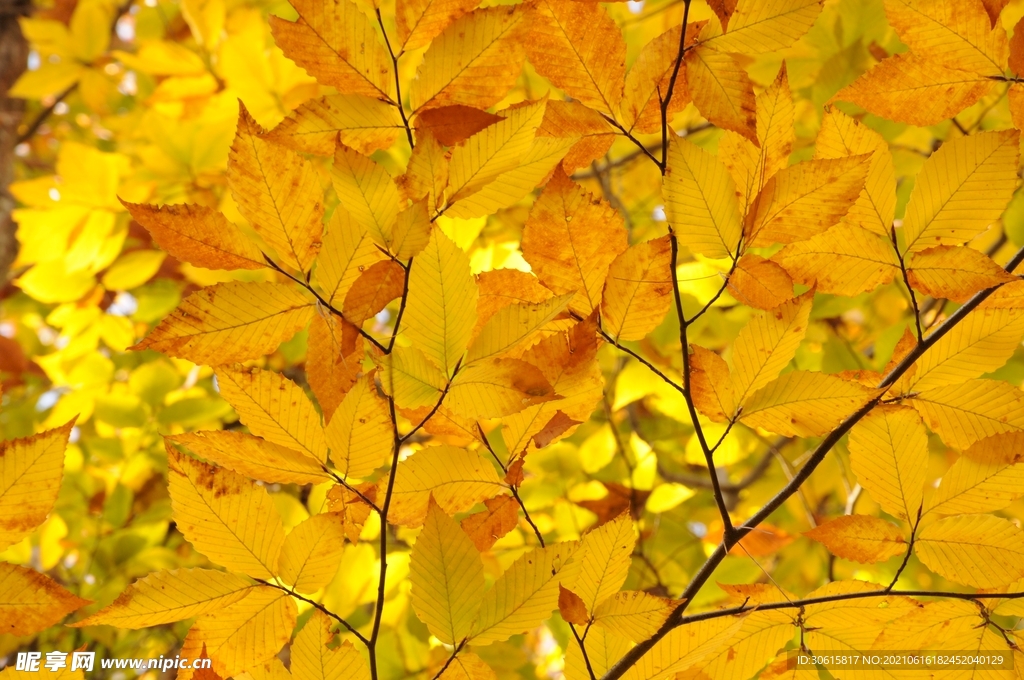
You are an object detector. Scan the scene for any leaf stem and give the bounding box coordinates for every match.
[891,226,923,341]
[254,578,368,645]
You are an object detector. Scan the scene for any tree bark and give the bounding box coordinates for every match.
[0,0,29,286]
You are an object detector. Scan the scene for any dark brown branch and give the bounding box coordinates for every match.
[596,325,685,395]
[570,624,598,680]
[891,226,923,341]
[476,423,546,547]
[600,112,662,168]
[322,464,382,513]
[264,255,389,352]
[255,578,368,645]
[670,231,733,538]
[429,640,467,680]
[375,9,414,149]
[599,244,1024,680]
[659,0,691,173]
[887,506,922,590]
[387,257,413,353]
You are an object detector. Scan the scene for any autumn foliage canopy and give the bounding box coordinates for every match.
[6,0,1024,678]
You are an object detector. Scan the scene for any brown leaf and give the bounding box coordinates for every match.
[536,100,615,172]
[906,245,1017,302]
[726,253,794,310]
[804,515,906,564]
[307,313,363,422]
[558,584,590,625]
[575,482,650,526]
[706,0,737,30]
[706,522,794,557]
[344,260,407,325]
[505,457,526,487]
[327,482,377,542]
[461,494,520,550]
[533,411,583,449]
[689,345,735,423]
[414,105,504,146]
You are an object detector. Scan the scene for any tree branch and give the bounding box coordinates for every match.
[375,9,414,149]
[659,0,691,173]
[254,578,368,645]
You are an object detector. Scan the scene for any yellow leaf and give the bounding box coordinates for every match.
[396,0,478,51]
[883,0,1007,76]
[906,245,1018,302]
[0,563,89,637]
[215,366,329,463]
[411,500,485,644]
[313,209,385,307]
[814,108,896,236]
[731,291,812,405]
[265,94,403,156]
[523,170,628,314]
[915,514,1024,588]
[377,345,448,409]
[925,450,1024,516]
[470,541,583,645]
[168,449,286,580]
[902,129,1020,254]
[292,611,370,680]
[467,293,573,363]
[525,0,626,115]
[740,371,879,437]
[620,25,690,135]
[592,591,675,643]
[576,514,636,615]
[278,513,347,594]
[726,252,793,310]
[390,200,434,262]
[538,100,615,171]
[804,515,906,563]
[228,105,324,272]
[746,154,871,247]
[873,600,1006,657]
[269,0,393,100]
[698,610,795,680]
[331,143,401,250]
[910,379,1024,450]
[438,654,498,680]
[178,586,296,679]
[903,307,1024,393]
[398,135,451,213]
[410,7,526,112]
[404,228,479,376]
[702,0,823,55]
[848,405,927,521]
[601,235,674,342]
[131,282,314,365]
[167,431,330,485]
[0,421,74,551]
[444,137,577,220]
[122,201,266,271]
[833,53,992,127]
[448,357,556,418]
[387,446,504,526]
[565,626,632,680]
[685,45,756,144]
[689,345,736,422]
[664,138,743,260]
[71,569,254,629]
[307,313,364,422]
[444,101,546,209]
[621,617,743,680]
[753,65,795,186]
[325,375,393,479]
[775,224,899,296]
[802,581,919,654]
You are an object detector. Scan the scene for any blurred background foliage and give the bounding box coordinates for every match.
[4,0,1024,675]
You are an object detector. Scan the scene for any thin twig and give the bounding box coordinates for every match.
[596,326,685,395]
[887,506,923,591]
[891,226,923,341]
[570,624,598,680]
[659,0,691,173]
[255,578,368,645]
[264,255,388,352]
[322,465,382,513]
[429,640,467,680]
[375,9,414,149]
[476,424,546,547]
[387,258,413,352]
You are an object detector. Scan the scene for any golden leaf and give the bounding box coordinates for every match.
[685,45,756,144]
[915,514,1024,588]
[601,235,674,342]
[804,515,906,563]
[291,611,370,680]
[325,374,393,479]
[731,291,812,405]
[0,421,74,551]
[739,371,880,437]
[278,513,348,594]
[726,253,793,311]
[689,345,736,423]
[167,431,330,486]
[848,405,927,521]
[906,245,1017,302]
[264,94,403,156]
[774,223,899,296]
[664,137,743,259]
[0,563,89,637]
[387,446,504,526]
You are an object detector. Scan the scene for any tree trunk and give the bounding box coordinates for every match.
[0,0,29,286]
